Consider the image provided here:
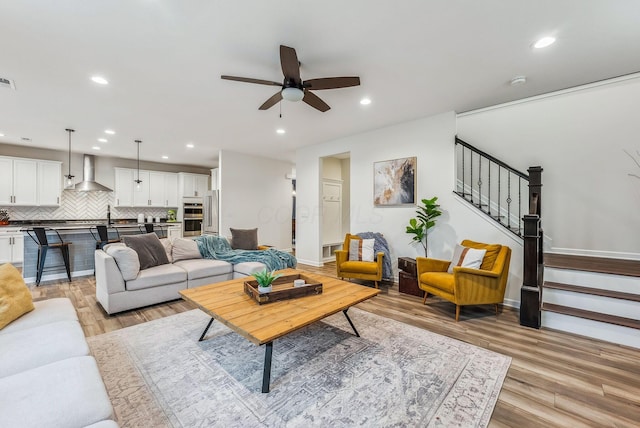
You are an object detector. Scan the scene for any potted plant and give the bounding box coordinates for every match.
[405,196,442,257]
[0,208,9,225]
[253,269,282,293]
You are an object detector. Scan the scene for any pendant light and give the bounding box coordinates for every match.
[64,128,75,189]
[134,139,143,190]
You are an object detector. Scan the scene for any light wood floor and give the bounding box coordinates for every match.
[31,263,640,427]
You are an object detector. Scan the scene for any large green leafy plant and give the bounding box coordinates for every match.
[405,196,442,257]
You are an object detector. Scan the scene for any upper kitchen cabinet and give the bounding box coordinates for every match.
[115,167,178,207]
[0,156,60,206]
[178,172,209,198]
[38,161,62,206]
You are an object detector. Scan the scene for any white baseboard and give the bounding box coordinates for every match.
[297,258,323,267]
[24,269,93,285]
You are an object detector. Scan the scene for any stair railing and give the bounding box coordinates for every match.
[454,137,529,237]
[521,166,544,328]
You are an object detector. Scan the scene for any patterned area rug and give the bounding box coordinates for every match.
[88,308,510,427]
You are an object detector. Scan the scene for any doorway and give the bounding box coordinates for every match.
[320,153,350,261]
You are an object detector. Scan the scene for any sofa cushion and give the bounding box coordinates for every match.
[420,272,455,294]
[125,264,187,291]
[339,260,379,275]
[0,298,77,336]
[447,244,486,273]
[160,238,173,263]
[172,237,202,262]
[234,261,267,276]
[123,233,170,270]
[461,240,502,271]
[0,263,35,330]
[0,356,114,428]
[0,320,89,378]
[230,228,258,250]
[104,244,140,281]
[173,259,232,280]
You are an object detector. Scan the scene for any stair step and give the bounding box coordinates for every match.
[541,303,640,330]
[545,253,640,277]
[544,281,640,302]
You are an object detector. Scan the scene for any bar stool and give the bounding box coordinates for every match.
[90,225,121,250]
[26,227,72,286]
[139,223,166,239]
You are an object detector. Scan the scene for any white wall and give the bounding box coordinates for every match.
[219,150,294,250]
[458,75,640,258]
[296,111,524,305]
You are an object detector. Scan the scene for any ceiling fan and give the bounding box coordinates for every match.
[221,45,360,112]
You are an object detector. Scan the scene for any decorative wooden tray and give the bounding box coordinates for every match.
[244,273,323,305]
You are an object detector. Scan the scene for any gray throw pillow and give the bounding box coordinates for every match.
[230,228,258,250]
[104,244,140,281]
[172,238,202,262]
[123,233,170,270]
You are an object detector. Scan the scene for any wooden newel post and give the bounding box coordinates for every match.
[520,214,542,327]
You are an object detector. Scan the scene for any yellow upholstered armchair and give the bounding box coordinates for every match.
[335,233,384,288]
[416,239,511,321]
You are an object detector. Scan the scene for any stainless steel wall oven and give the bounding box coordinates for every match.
[183,201,203,237]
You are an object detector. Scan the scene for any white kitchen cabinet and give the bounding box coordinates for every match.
[116,168,179,207]
[0,156,59,206]
[167,224,182,240]
[0,228,24,264]
[178,172,209,198]
[114,168,134,207]
[38,161,62,206]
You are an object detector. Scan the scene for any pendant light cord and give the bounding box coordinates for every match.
[135,140,142,183]
[65,128,75,180]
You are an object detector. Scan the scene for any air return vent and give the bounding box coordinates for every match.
[0,77,16,90]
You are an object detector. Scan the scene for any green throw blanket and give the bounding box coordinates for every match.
[194,235,297,271]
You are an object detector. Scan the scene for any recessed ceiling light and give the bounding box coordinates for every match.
[533,36,556,49]
[186,143,194,148]
[92,146,101,150]
[510,76,527,86]
[161,155,169,159]
[91,76,109,85]
[104,129,115,135]
[360,98,372,105]
[276,129,286,134]
[0,133,4,137]
[98,138,108,143]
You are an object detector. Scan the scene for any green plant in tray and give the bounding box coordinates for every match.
[253,269,282,288]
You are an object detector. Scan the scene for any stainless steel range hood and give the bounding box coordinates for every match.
[74,154,112,192]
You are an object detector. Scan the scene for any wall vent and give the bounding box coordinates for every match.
[0,77,16,90]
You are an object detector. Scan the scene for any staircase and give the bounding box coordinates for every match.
[541,254,640,348]
[454,137,528,237]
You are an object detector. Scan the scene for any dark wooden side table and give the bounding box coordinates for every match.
[398,257,423,297]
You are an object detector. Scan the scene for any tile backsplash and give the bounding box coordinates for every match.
[5,190,171,221]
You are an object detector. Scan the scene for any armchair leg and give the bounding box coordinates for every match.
[374,281,379,289]
[495,304,499,316]
[422,293,428,305]
[455,305,461,322]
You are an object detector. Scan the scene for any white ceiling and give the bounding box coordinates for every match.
[2,1,640,167]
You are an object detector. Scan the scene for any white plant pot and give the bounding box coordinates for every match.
[258,285,272,293]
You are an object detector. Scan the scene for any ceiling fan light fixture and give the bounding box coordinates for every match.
[281,87,304,102]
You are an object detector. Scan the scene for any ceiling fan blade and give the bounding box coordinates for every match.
[303,77,361,90]
[259,91,283,110]
[302,91,330,112]
[280,45,301,83]
[221,75,282,87]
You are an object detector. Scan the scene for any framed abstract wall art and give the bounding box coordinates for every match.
[373,157,416,206]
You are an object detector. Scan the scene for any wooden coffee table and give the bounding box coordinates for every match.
[179,268,379,392]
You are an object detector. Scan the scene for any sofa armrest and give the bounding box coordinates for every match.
[453,267,500,278]
[95,250,126,294]
[416,257,450,275]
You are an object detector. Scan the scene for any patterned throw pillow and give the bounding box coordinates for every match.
[447,244,487,273]
[348,238,375,262]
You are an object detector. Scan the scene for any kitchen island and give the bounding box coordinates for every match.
[18,221,182,284]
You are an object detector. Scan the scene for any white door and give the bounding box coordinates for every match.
[38,161,62,206]
[12,159,38,205]
[132,170,151,206]
[180,173,196,197]
[114,168,134,207]
[0,158,13,204]
[0,236,12,264]
[11,234,23,263]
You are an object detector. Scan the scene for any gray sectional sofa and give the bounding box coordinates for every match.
[95,236,265,315]
[0,297,118,428]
